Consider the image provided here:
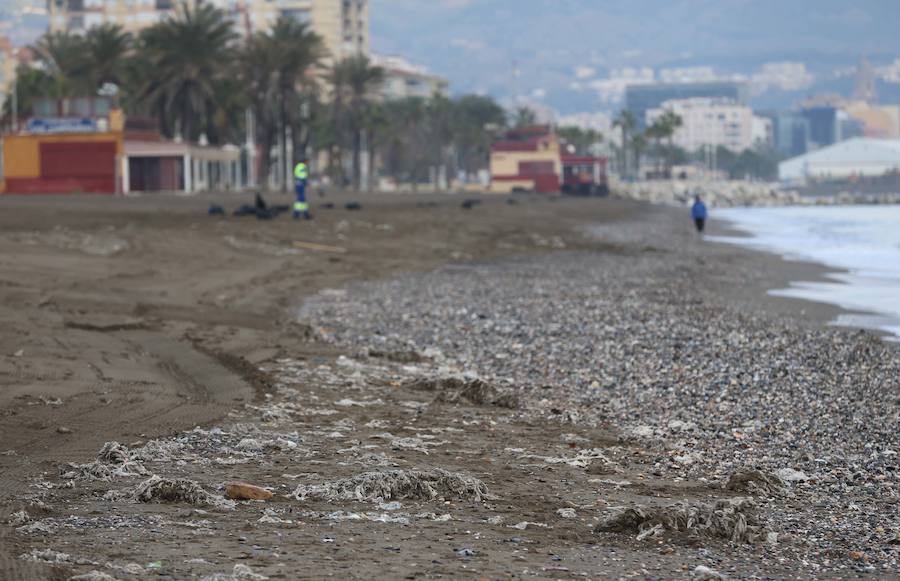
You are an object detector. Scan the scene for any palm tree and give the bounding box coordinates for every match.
[242,17,323,190]
[613,110,636,178]
[330,55,384,191]
[30,31,89,95]
[658,109,683,176]
[1,65,57,129]
[138,2,237,142]
[645,119,667,178]
[83,24,133,92]
[512,106,537,128]
[630,132,647,179]
[450,94,506,178]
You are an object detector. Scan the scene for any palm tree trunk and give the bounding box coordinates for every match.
[279,94,288,193]
[352,129,362,192]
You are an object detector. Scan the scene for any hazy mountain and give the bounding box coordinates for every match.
[371,0,900,112]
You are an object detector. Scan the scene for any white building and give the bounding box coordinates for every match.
[751,115,773,148]
[646,97,754,152]
[47,0,369,61]
[778,138,900,183]
[372,54,448,100]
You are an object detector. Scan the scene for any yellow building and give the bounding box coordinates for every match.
[489,126,563,194]
[0,36,15,111]
[845,101,900,139]
[47,0,368,60]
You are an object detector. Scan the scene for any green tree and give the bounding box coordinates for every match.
[512,106,538,128]
[451,94,506,177]
[330,55,385,191]
[82,24,133,92]
[242,17,324,190]
[557,126,603,156]
[137,2,237,142]
[30,31,89,96]
[630,132,648,178]
[1,65,57,128]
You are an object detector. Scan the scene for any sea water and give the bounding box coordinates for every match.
[710,204,900,341]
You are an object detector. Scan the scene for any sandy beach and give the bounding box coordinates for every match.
[0,193,895,580]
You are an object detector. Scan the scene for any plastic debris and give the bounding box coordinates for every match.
[692,564,726,579]
[201,563,269,581]
[68,572,121,581]
[595,498,767,544]
[292,469,492,503]
[132,476,236,510]
[405,376,518,409]
[725,469,786,496]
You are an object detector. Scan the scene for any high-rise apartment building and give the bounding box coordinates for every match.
[46,0,368,60]
[645,98,755,153]
[626,81,748,130]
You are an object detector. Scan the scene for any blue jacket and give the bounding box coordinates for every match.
[691,201,708,220]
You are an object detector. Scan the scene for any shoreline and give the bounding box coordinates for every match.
[709,209,899,344]
[1,193,896,579]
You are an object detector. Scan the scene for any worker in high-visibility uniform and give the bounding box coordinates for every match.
[293,161,311,220]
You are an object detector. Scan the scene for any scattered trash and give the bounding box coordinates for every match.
[725,469,785,496]
[61,442,149,481]
[292,241,348,254]
[508,521,549,530]
[132,476,235,510]
[292,469,492,503]
[201,563,269,581]
[68,572,121,581]
[20,548,72,563]
[556,508,577,519]
[456,548,477,557]
[692,564,727,579]
[8,510,30,526]
[595,498,766,544]
[461,199,482,210]
[774,467,809,482]
[225,482,274,501]
[405,376,518,408]
[345,202,362,211]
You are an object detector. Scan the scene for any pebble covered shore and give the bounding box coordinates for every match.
[305,214,899,575]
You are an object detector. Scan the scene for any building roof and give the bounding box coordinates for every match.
[782,138,900,166]
[779,138,900,181]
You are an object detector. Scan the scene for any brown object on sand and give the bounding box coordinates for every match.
[225,482,274,501]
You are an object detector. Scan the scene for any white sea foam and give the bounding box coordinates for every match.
[711,204,900,341]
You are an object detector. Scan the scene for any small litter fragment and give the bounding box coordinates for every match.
[8,510,30,526]
[68,572,121,581]
[692,564,726,579]
[508,521,549,530]
[225,482,274,501]
[20,548,71,563]
[456,548,477,557]
[200,563,269,581]
[774,467,809,482]
[556,508,577,519]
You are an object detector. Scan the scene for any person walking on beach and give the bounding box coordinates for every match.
[293,160,311,220]
[691,195,708,234]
